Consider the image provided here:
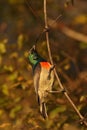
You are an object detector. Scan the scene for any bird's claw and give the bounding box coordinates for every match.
[47,64,55,80]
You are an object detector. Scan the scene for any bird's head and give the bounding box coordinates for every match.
[28,45,40,66]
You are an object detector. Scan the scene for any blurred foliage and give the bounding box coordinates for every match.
[73,15,87,25]
[0,0,87,130]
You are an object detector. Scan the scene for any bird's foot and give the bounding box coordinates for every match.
[46,88,66,94]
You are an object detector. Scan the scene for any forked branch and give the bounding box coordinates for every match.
[44,0,87,127]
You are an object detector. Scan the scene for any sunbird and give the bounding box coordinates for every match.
[28,45,54,119]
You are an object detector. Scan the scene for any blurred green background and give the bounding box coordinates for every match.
[0,0,87,130]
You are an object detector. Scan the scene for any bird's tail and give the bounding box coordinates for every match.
[40,102,48,119]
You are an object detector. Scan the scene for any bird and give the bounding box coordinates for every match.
[28,45,54,119]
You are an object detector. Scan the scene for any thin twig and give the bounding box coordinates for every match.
[44,0,87,126]
[25,0,38,18]
[50,14,62,27]
[35,14,62,43]
[36,16,87,44]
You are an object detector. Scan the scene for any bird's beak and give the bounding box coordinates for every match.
[28,45,36,55]
[32,45,36,50]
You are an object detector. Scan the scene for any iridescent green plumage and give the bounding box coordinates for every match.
[28,45,45,71]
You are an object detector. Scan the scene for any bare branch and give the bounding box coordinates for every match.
[62,26,87,43]
[48,18,87,43]
[44,0,87,126]
[25,0,38,18]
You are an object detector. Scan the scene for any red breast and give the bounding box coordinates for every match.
[40,62,51,69]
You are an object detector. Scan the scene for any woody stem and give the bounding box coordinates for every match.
[43,0,87,126]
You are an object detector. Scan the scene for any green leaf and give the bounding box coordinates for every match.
[17,34,24,50]
[79,42,87,49]
[0,43,6,54]
[2,84,9,96]
[50,105,66,119]
[0,109,4,116]
[7,71,18,81]
[4,65,14,72]
[0,55,2,65]
[9,105,22,118]
[80,95,86,102]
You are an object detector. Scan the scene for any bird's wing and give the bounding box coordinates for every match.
[33,63,41,104]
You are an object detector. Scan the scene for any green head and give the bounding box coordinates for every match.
[28,45,45,68]
[28,45,38,65]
